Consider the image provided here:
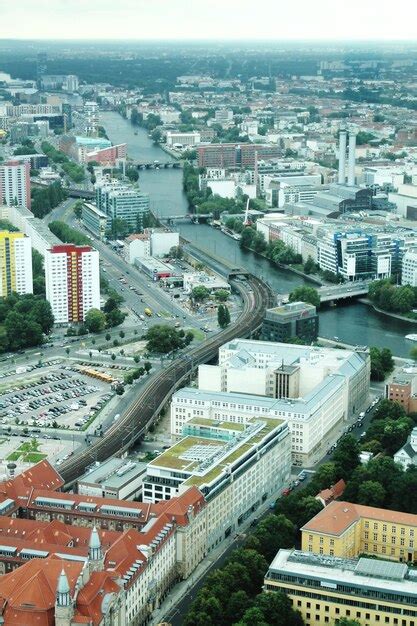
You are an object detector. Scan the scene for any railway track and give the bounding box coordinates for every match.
[59,275,274,487]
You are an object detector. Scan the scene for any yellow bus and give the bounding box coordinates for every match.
[144,308,152,316]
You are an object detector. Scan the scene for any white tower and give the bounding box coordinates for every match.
[55,569,73,626]
[338,130,347,185]
[347,131,357,187]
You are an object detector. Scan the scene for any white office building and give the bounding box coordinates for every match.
[95,179,150,232]
[165,131,201,147]
[402,248,417,286]
[144,416,291,551]
[45,244,100,325]
[172,340,370,464]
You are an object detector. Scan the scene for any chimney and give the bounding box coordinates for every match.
[338,130,347,185]
[347,132,356,186]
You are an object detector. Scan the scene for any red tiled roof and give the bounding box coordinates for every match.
[0,460,63,501]
[0,555,83,625]
[76,571,121,626]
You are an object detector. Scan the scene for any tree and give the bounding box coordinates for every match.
[372,399,405,421]
[106,308,126,328]
[247,514,296,563]
[105,333,111,342]
[73,201,83,219]
[332,435,360,482]
[192,286,210,302]
[410,346,417,362]
[217,304,230,328]
[214,289,230,302]
[84,308,106,333]
[126,167,139,183]
[169,245,183,260]
[119,330,125,339]
[145,325,187,354]
[144,361,152,374]
[357,480,386,507]
[289,286,320,308]
[303,256,318,274]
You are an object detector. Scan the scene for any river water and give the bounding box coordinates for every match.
[100,110,411,357]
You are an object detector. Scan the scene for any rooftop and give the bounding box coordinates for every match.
[78,458,146,490]
[149,418,284,488]
[302,500,417,536]
[267,549,417,598]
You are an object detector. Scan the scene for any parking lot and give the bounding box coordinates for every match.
[0,365,114,432]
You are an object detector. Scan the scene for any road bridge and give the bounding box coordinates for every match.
[279,280,371,304]
[133,161,182,169]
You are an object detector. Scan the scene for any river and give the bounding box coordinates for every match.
[100,110,412,357]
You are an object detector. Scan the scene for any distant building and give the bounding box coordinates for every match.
[265,549,417,626]
[262,301,319,343]
[402,248,417,286]
[0,231,33,297]
[77,458,146,500]
[45,244,100,325]
[166,131,201,147]
[197,143,282,168]
[394,426,417,470]
[214,109,233,124]
[385,373,417,413]
[126,230,179,264]
[84,101,99,136]
[95,179,150,232]
[63,74,79,92]
[81,202,108,240]
[0,160,31,210]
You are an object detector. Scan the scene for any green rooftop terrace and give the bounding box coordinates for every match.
[149,417,285,488]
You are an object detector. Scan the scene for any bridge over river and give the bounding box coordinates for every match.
[279,280,372,304]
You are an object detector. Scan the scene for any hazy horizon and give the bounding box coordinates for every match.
[1,0,417,42]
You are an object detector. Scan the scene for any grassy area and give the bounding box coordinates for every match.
[5,439,46,463]
[188,328,206,342]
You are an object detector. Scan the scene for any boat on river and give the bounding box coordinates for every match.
[405,334,417,341]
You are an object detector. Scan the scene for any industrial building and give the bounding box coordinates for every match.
[265,549,417,626]
[77,458,146,500]
[262,301,319,343]
[172,340,370,464]
[134,256,173,279]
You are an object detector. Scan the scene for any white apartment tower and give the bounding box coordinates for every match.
[0,160,31,210]
[45,244,100,324]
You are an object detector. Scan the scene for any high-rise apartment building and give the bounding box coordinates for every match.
[95,179,150,232]
[84,101,99,136]
[0,231,33,297]
[45,244,100,324]
[0,160,31,210]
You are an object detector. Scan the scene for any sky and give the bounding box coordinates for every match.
[1,0,417,41]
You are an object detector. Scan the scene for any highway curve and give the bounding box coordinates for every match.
[59,276,274,487]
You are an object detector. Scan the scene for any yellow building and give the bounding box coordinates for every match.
[0,231,33,297]
[265,548,417,626]
[301,500,417,563]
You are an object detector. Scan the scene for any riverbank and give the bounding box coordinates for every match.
[359,298,417,325]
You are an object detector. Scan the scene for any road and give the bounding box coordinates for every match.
[43,199,217,332]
